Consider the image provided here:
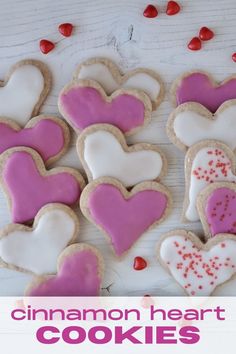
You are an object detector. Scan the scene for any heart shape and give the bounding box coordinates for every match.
[80,178,171,256]
[0,147,85,223]
[188,37,202,51]
[0,60,51,124]
[58,79,152,135]
[143,4,158,18]
[172,72,236,113]
[77,124,166,187]
[58,23,73,37]
[197,182,236,238]
[0,115,69,165]
[158,230,236,296]
[0,204,79,275]
[39,40,55,54]
[199,27,214,41]
[183,141,236,222]
[167,101,236,151]
[74,58,164,110]
[166,1,180,16]
[25,244,103,296]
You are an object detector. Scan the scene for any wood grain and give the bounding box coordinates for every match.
[1,0,236,296]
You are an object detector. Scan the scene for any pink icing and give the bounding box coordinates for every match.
[28,249,101,296]
[88,184,168,256]
[206,187,236,236]
[0,119,65,162]
[176,73,236,113]
[60,86,145,133]
[2,151,82,223]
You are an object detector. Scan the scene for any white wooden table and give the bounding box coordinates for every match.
[1,0,236,296]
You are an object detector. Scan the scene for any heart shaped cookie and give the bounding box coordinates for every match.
[0,115,70,165]
[167,101,236,152]
[197,182,236,239]
[171,71,236,113]
[77,124,167,187]
[183,141,236,222]
[58,79,152,135]
[25,244,104,296]
[0,60,51,124]
[158,230,236,296]
[74,57,164,109]
[80,177,172,256]
[0,204,79,275]
[0,147,85,223]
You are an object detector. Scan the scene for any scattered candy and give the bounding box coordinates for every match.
[133,256,147,271]
[143,4,158,18]
[39,39,55,54]
[232,53,236,62]
[166,1,180,16]
[199,27,214,41]
[58,23,73,37]
[188,37,202,51]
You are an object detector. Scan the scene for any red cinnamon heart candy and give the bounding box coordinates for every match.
[143,4,158,18]
[232,53,236,62]
[39,39,55,54]
[58,23,73,37]
[199,27,214,41]
[166,1,180,16]
[188,37,202,51]
[133,256,147,270]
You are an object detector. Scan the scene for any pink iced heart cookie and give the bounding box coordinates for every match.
[158,230,236,296]
[0,147,85,223]
[80,178,172,256]
[172,72,236,113]
[58,79,152,135]
[197,182,236,239]
[25,244,104,296]
[0,115,70,165]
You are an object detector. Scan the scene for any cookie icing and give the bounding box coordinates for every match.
[77,62,161,101]
[27,247,102,296]
[175,72,236,113]
[0,64,45,124]
[83,130,163,186]
[186,147,236,221]
[0,118,65,163]
[59,84,148,134]
[1,151,82,223]
[172,105,236,150]
[159,234,236,296]
[0,208,77,275]
[205,187,236,236]
[87,183,168,256]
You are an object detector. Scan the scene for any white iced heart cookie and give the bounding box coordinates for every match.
[183,141,236,222]
[0,59,51,124]
[158,230,236,296]
[167,101,236,151]
[77,124,167,187]
[74,57,164,109]
[0,204,79,275]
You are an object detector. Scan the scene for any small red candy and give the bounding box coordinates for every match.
[39,39,55,54]
[143,4,158,18]
[166,1,180,16]
[188,37,202,51]
[58,23,73,37]
[133,256,147,270]
[232,53,236,62]
[199,27,214,41]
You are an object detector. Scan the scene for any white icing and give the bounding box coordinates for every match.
[0,209,76,275]
[173,106,236,149]
[83,130,163,186]
[160,235,236,296]
[186,147,236,221]
[0,65,44,124]
[78,63,161,101]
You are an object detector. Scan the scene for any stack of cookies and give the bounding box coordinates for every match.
[0,58,172,296]
[157,72,236,296]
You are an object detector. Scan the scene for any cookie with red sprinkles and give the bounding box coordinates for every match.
[157,229,236,296]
